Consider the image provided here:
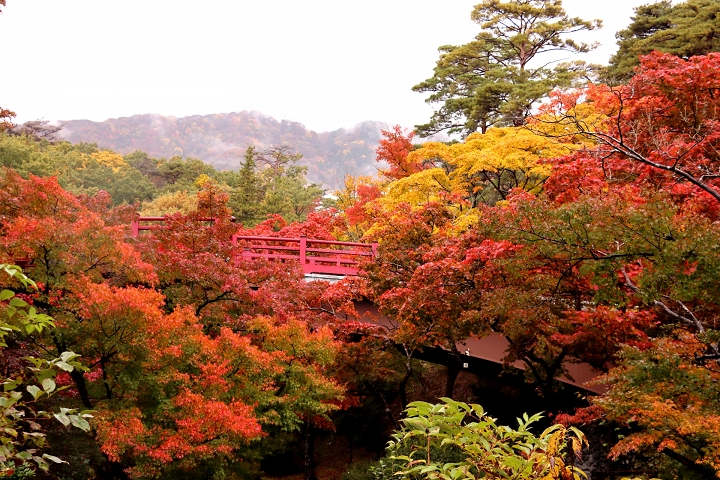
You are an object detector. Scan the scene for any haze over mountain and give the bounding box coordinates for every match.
[59,112,386,188]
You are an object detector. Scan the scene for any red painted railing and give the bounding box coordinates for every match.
[130,217,376,276]
[130,216,221,237]
[232,235,377,276]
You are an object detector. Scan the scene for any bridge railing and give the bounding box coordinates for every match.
[232,235,377,276]
[130,216,222,237]
[129,217,376,276]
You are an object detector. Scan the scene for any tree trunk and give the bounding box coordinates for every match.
[96,454,131,480]
[304,420,317,480]
[70,369,93,409]
[661,448,716,480]
[362,380,395,424]
[100,357,113,400]
[398,345,414,408]
[446,344,465,398]
[445,364,460,399]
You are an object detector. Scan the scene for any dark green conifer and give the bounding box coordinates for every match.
[228,146,266,226]
[413,0,601,137]
[606,0,720,83]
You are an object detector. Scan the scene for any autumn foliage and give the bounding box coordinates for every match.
[5,46,720,480]
[375,125,422,180]
[0,169,350,478]
[0,106,14,132]
[349,52,720,477]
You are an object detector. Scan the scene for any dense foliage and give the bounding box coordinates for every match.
[4,0,720,479]
[413,0,600,137]
[0,133,324,227]
[0,265,91,476]
[0,169,356,479]
[606,0,720,82]
[381,399,587,480]
[339,51,720,478]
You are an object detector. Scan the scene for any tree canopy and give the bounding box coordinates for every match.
[8,3,720,478]
[606,0,720,82]
[413,0,600,137]
[334,51,720,478]
[0,132,326,227]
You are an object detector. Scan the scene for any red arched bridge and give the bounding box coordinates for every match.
[130,216,604,393]
[232,236,376,277]
[131,217,376,277]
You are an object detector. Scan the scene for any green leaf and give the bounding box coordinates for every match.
[9,297,27,308]
[53,413,70,427]
[68,415,91,432]
[0,290,14,301]
[3,378,21,392]
[403,418,427,432]
[26,385,43,400]
[33,455,50,471]
[36,369,56,381]
[54,361,74,372]
[41,378,56,393]
[42,453,66,464]
[60,351,80,362]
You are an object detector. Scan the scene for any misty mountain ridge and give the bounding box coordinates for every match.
[59,111,387,188]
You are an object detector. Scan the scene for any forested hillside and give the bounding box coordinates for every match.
[59,113,384,188]
[0,133,328,226]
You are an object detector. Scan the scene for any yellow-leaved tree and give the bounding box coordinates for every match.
[90,151,128,173]
[365,126,588,237]
[407,127,586,207]
[140,191,199,216]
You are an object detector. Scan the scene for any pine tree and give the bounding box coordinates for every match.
[605,0,720,82]
[413,0,600,137]
[256,147,324,223]
[228,146,265,226]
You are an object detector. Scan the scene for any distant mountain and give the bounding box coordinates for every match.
[59,112,386,188]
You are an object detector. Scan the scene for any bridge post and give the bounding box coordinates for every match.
[131,220,139,238]
[299,235,307,270]
[230,234,237,264]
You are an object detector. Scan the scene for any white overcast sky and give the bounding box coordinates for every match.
[1,0,665,132]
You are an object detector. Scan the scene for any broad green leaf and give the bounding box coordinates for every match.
[26,385,43,400]
[15,451,31,460]
[8,297,27,308]
[41,378,55,393]
[42,454,66,464]
[54,361,74,372]
[60,351,80,362]
[3,378,21,392]
[69,415,91,432]
[36,369,56,381]
[53,413,70,427]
